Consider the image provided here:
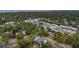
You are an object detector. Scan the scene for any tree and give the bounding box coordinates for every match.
[71,34,79,48]
[72,41,79,48]
[65,34,79,47]
[54,32,69,43]
[40,40,52,48]
[11,26,18,38]
[17,39,28,48]
[1,32,11,43]
[17,35,35,48]
[25,23,37,35]
[38,29,48,36]
[59,19,65,25]
[27,35,35,42]
[0,36,3,44]
[15,33,23,40]
[3,24,12,32]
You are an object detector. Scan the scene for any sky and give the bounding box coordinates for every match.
[0,10,21,13]
[0,0,79,10]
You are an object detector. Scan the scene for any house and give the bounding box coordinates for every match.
[34,36,47,45]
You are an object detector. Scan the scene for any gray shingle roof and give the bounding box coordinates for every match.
[34,36,46,45]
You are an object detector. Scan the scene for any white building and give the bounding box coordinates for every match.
[24,18,40,26]
[5,21,15,25]
[41,22,77,34]
[24,18,78,35]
